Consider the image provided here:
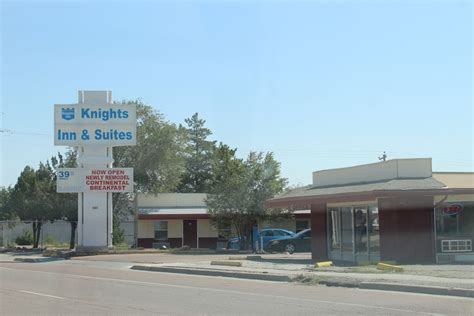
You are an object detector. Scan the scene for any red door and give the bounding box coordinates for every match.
[183,220,197,248]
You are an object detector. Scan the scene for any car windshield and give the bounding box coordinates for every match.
[293,229,310,238]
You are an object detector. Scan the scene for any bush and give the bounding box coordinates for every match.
[43,236,69,248]
[112,217,125,245]
[114,242,130,250]
[15,229,33,245]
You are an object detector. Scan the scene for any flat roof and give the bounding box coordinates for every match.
[267,177,474,208]
[432,172,474,189]
[274,177,446,200]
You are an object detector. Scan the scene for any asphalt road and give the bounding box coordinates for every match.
[0,260,472,315]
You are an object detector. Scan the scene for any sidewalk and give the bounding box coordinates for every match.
[0,251,65,263]
[130,255,474,298]
[3,250,473,298]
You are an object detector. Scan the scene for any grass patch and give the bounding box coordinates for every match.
[292,274,321,285]
[210,261,243,267]
[43,236,69,249]
[113,243,131,251]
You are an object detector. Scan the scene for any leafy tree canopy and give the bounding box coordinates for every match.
[114,100,186,194]
[206,144,287,249]
[178,113,216,193]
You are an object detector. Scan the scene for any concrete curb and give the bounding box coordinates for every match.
[130,265,474,298]
[318,280,360,288]
[130,265,292,282]
[319,279,474,298]
[13,257,65,263]
[359,282,474,298]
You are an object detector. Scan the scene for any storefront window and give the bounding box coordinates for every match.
[327,205,380,261]
[368,206,380,254]
[354,207,367,254]
[296,220,309,233]
[328,208,341,251]
[341,207,353,254]
[436,203,474,253]
[154,221,168,240]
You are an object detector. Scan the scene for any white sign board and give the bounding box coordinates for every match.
[57,168,134,193]
[54,103,136,146]
[57,168,83,193]
[83,168,133,192]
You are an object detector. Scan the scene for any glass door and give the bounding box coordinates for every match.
[327,208,342,260]
[354,207,368,261]
[368,205,380,261]
[341,207,354,261]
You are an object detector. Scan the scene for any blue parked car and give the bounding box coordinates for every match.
[256,228,295,249]
[227,228,295,250]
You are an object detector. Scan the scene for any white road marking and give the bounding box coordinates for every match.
[19,290,65,300]
[0,266,450,315]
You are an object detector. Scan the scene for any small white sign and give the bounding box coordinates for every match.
[56,168,134,193]
[54,103,137,146]
[56,168,83,193]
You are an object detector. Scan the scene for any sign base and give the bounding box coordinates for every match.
[75,245,113,254]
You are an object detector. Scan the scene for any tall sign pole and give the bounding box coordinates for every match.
[54,91,136,251]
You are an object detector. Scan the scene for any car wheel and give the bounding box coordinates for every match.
[285,243,295,254]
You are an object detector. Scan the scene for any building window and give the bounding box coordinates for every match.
[328,208,341,251]
[368,206,380,253]
[327,205,379,260]
[354,207,368,253]
[341,207,353,253]
[296,220,309,233]
[218,224,232,240]
[154,221,168,240]
[436,203,474,253]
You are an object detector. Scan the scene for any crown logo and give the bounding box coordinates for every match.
[61,108,75,120]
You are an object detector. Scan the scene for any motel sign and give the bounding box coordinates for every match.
[54,91,136,251]
[54,103,136,146]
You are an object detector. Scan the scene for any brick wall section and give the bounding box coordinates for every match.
[378,196,435,263]
[311,203,328,261]
[198,238,219,249]
[137,238,183,248]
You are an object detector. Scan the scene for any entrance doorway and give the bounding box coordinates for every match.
[183,220,197,248]
[327,205,380,262]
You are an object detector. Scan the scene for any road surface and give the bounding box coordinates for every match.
[0,260,472,315]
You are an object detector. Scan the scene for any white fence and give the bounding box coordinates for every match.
[0,220,135,248]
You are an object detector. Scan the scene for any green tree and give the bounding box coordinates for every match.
[206,146,287,250]
[9,163,57,248]
[0,186,13,220]
[112,215,125,245]
[178,113,216,193]
[114,100,186,195]
[113,100,187,246]
[50,150,78,249]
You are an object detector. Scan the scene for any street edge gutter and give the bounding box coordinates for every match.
[13,257,65,263]
[320,280,474,298]
[130,265,291,282]
[359,282,474,299]
[130,265,474,298]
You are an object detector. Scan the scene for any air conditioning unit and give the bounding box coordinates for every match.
[441,239,472,253]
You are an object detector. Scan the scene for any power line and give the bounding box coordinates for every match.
[0,129,49,137]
